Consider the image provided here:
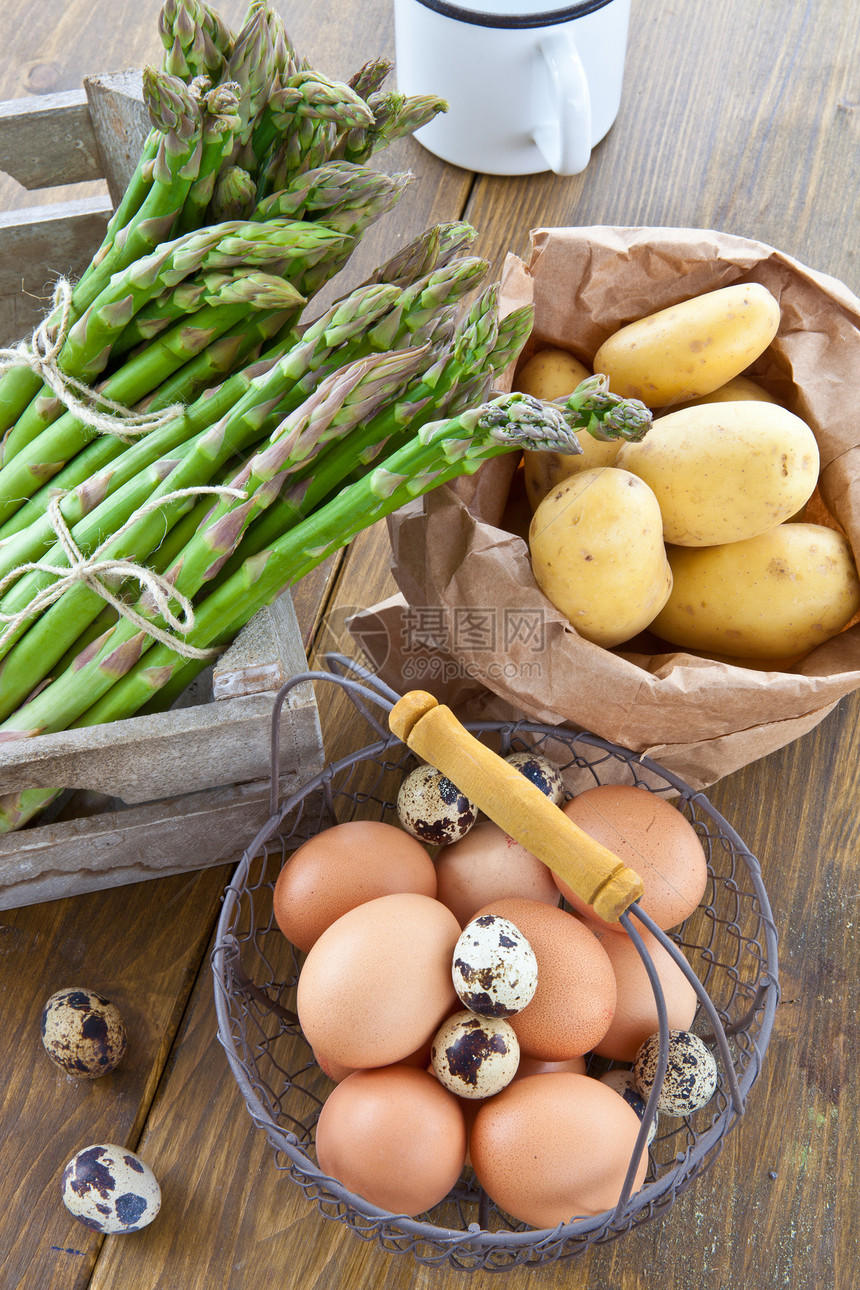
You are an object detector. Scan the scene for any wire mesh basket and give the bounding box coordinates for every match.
[212,656,779,1273]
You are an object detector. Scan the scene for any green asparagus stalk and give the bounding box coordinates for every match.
[175,80,244,235]
[334,90,447,165]
[76,70,205,315]
[158,0,233,83]
[222,8,277,158]
[553,374,652,442]
[348,58,394,103]
[208,165,258,222]
[109,266,302,356]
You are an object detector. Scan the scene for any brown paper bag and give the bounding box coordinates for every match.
[349,226,860,789]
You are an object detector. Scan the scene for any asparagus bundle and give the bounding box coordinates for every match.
[0,0,652,833]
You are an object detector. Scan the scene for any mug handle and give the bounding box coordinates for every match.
[533,30,592,176]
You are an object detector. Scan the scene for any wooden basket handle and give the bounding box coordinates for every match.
[389,691,645,924]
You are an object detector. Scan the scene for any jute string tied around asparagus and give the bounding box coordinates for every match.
[0,485,248,661]
[0,279,184,441]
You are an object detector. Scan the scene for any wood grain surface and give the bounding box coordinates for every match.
[1,1,858,1288]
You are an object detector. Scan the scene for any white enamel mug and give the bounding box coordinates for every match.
[393,0,631,176]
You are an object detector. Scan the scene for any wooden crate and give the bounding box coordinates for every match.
[0,77,325,909]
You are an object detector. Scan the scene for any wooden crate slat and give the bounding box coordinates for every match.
[0,89,103,189]
[0,196,111,342]
[0,687,320,802]
[84,70,148,206]
[0,775,292,910]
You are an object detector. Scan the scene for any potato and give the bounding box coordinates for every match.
[529,468,672,648]
[661,373,781,413]
[515,348,622,509]
[615,401,819,546]
[523,440,624,511]
[516,347,591,400]
[650,524,860,659]
[592,283,780,406]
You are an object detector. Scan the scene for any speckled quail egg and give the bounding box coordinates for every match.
[632,1029,718,1116]
[41,987,127,1078]
[431,1009,520,1099]
[452,914,538,1017]
[505,751,565,805]
[61,1144,161,1233]
[598,1068,658,1144]
[397,763,477,845]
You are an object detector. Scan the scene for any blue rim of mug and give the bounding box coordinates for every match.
[406,0,615,29]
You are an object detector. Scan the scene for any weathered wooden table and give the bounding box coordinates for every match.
[2,1,859,1287]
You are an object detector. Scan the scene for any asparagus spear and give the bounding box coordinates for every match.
[208,165,258,222]
[334,89,448,164]
[158,0,233,83]
[75,70,205,317]
[251,74,375,197]
[348,58,394,103]
[175,80,244,235]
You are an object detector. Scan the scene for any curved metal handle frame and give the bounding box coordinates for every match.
[236,655,776,1234]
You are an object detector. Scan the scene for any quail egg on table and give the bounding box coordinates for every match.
[505,751,565,805]
[431,1010,520,1099]
[41,987,127,1078]
[633,1029,718,1116]
[61,1144,161,1233]
[397,763,477,845]
[451,914,538,1017]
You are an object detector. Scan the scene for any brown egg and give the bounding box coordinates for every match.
[273,820,436,953]
[587,923,698,1062]
[314,1038,433,1085]
[470,1072,648,1226]
[473,897,616,1060]
[557,786,708,932]
[296,892,460,1069]
[315,1064,467,1216]
[514,1054,588,1078]
[435,820,560,927]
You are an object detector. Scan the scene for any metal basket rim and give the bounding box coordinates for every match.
[212,665,780,1258]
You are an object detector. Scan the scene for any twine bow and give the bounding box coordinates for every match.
[0,279,185,441]
[0,485,247,661]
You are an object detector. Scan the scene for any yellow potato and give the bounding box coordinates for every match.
[529,468,672,648]
[660,374,781,413]
[615,401,819,546]
[515,348,621,508]
[523,438,624,511]
[650,524,860,659]
[515,347,591,400]
[592,283,780,406]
